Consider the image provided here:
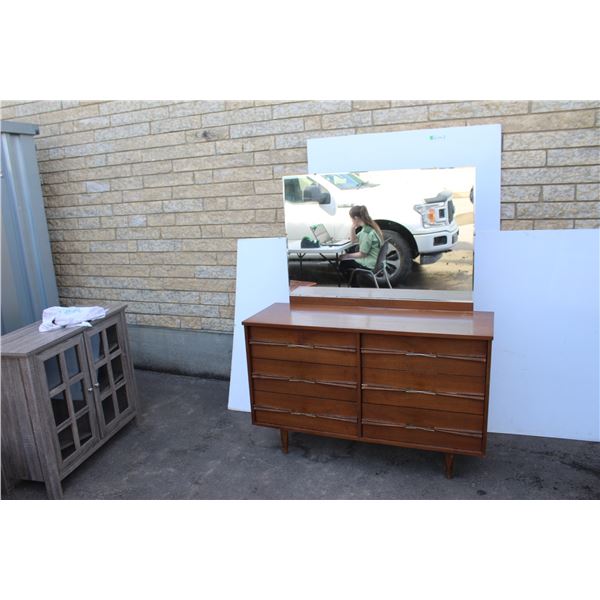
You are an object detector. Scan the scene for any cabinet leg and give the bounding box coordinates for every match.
[45,477,64,500]
[280,429,289,454]
[444,453,455,479]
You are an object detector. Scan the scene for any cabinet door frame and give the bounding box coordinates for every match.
[35,333,101,474]
[83,314,136,438]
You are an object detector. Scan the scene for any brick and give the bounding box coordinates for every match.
[137,240,183,252]
[200,292,229,305]
[80,253,129,264]
[193,171,213,184]
[69,164,132,181]
[574,219,600,228]
[172,152,253,172]
[202,106,272,127]
[533,219,574,230]
[216,140,244,154]
[134,315,181,328]
[143,172,193,187]
[200,225,223,237]
[95,123,150,141]
[116,227,161,240]
[106,150,144,165]
[272,101,351,119]
[36,131,95,150]
[123,187,172,202]
[85,155,107,168]
[547,147,599,166]
[110,106,170,126]
[372,106,428,125]
[516,202,600,219]
[90,241,137,252]
[196,266,236,279]
[542,185,576,202]
[98,101,171,115]
[501,220,533,230]
[304,116,321,130]
[501,186,541,202]
[77,191,122,206]
[322,112,372,129]
[530,101,600,113]
[213,166,272,182]
[275,128,356,149]
[86,181,110,193]
[147,214,176,227]
[149,265,196,278]
[242,137,275,152]
[221,223,285,237]
[38,157,86,173]
[110,176,143,191]
[101,216,130,228]
[150,115,203,134]
[61,229,116,241]
[429,101,528,120]
[500,204,515,219]
[200,318,232,332]
[163,199,204,212]
[63,141,115,157]
[502,165,599,185]
[185,126,230,143]
[504,128,599,151]
[142,142,216,161]
[15,101,63,116]
[168,101,226,117]
[273,163,307,177]
[160,304,220,317]
[71,116,111,132]
[227,194,282,210]
[172,181,253,198]
[576,183,599,200]
[78,217,101,229]
[501,150,546,168]
[45,205,112,218]
[160,225,203,238]
[471,111,597,133]
[254,180,282,194]
[231,118,304,138]
[131,160,172,176]
[175,209,255,226]
[353,101,390,110]
[113,201,163,215]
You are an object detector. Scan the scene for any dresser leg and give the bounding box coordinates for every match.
[444,453,455,479]
[280,429,289,454]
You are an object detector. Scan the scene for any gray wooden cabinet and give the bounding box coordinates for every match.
[1,303,139,499]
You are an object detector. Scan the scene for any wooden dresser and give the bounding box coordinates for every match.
[1,303,138,498]
[243,295,493,478]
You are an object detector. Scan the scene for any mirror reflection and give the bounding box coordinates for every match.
[284,167,475,293]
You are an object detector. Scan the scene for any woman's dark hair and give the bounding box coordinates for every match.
[349,205,384,242]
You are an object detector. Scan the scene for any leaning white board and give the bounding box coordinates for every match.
[227,237,289,412]
[308,125,600,441]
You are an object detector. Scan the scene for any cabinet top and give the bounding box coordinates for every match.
[243,302,494,340]
[1,303,128,357]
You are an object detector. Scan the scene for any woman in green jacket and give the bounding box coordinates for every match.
[339,205,384,286]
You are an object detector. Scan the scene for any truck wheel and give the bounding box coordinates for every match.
[380,230,412,286]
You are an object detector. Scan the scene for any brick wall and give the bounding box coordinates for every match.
[1,100,598,333]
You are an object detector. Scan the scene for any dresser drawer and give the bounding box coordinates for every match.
[254,408,357,437]
[249,326,356,350]
[362,368,485,398]
[362,333,487,359]
[363,403,483,434]
[252,358,357,385]
[362,349,485,377]
[363,422,483,453]
[253,375,357,402]
[250,340,357,367]
[253,390,357,421]
[362,387,484,415]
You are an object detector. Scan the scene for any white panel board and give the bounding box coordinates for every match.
[307,125,600,441]
[228,237,289,412]
[475,229,600,441]
[308,124,502,233]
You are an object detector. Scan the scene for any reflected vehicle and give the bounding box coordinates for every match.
[283,169,460,286]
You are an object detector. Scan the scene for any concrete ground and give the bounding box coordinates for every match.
[3,369,599,500]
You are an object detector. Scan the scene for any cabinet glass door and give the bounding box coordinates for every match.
[84,316,134,436]
[38,336,100,469]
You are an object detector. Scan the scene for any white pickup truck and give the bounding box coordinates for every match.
[283,171,460,285]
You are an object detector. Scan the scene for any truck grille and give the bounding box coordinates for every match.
[447,199,455,223]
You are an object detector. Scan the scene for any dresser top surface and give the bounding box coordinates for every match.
[1,303,127,357]
[243,302,494,339]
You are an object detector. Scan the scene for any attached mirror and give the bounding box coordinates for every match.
[284,166,475,294]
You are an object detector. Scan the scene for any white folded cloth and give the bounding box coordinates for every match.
[39,306,107,332]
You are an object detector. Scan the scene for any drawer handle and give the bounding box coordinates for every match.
[289,378,314,384]
[288,343,313,349]
[405,351,436,358]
